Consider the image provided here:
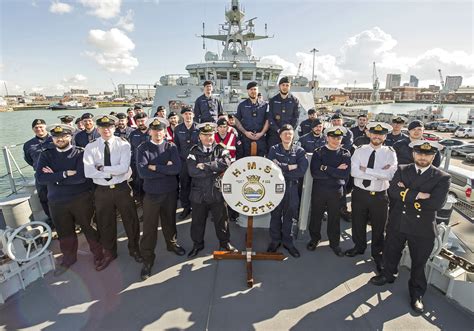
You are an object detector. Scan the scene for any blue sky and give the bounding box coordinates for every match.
[1,0,473,95]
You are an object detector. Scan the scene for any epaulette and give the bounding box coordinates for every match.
[387,146,395,152]
[120,137,128,142]
[340,147,351,154]
[90,138,97,143]
[75,146,85,151]
[189,144,199,152]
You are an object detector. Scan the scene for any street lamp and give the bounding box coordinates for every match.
[309,48,319,95]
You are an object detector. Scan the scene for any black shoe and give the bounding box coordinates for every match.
[411,297,424,314]
[95,254,117,271]
[130,251,144,263]
[167,244,186,256]
[332,246,344,257]
[54,264,70,277]
[179,207,192,220]
[344,248,364,257]
[267,242,281,253]
[220,242,238,252]
[187,245,204,258]
[340,210,352,222]
[140,264,153,281]
[370,274,394,286]
[306,240,319,251]
[283,245,300,258]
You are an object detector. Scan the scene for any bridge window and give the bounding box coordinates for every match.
[216,71,227,79]
[242,72,253,80]
[230,71,239,81]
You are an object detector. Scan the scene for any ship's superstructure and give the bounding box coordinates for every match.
[152,0,315,114]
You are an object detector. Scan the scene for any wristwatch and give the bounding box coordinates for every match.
[320,165,327,171]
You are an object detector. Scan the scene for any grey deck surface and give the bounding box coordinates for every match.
[1,214,473,331]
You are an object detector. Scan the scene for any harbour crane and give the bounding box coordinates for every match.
[438,68,446,103]
[296,63,302,77]
[370,62,380,102]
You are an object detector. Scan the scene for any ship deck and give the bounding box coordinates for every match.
[1,211,473,330]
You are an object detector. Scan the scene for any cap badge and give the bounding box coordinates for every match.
[420,143,431,150]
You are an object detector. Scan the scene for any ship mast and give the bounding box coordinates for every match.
[200,0,270,61]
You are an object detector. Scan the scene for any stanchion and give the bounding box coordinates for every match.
[213,142,285,287]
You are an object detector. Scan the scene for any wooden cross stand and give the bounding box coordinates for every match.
[213,142,285,288]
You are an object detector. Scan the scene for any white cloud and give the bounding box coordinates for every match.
[32,86,45,93]
[116,9,134,32]
[79,0,121,20]
[260,55,298,75]
[49,1,73,14]
[86,28,138,74]
[61,74,88,89]
[262,27,474,88]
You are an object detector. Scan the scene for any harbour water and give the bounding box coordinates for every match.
[0,103,472,196]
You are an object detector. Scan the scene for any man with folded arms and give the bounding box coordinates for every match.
[36,124,103,276]
[84,114,142,271]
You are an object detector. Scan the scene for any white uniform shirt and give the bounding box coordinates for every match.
[351,144,398,192]
[84,136,132,186]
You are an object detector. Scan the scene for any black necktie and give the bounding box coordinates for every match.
[417,169,422,175]
[104,141,111,181]
[362,150,376,188]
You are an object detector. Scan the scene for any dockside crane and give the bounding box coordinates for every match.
[438,69,446,103]
[371,62,380,102]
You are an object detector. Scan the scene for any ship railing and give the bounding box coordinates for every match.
[0,143,32,197]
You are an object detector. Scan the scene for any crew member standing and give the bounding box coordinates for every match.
[234,81,269,157]
[126,107,137,128]
[370,141,449,314]
[385,116,408,146]
[186,122,236,257]
[36,124,103,276]
[345,123,398,273]
[393,120,441,166]
[174,106,200,219]
[129,112,150,202]
[298,108,317,137]
[350,114,368,140]
[114,113,134,141]
[23,119,54,222]
[267,124,308,258]
[194,81,223,123]
[267,77,300,150]
[167,111,179,142]
[298,118,326,153]
[214,118,239,162]
[307,126,351,256]
[83,115,142,271]
[74,113,100,147]
[136,118,185,280]
[330,113,354,222]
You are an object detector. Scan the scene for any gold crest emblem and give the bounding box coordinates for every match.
[242,175,265,203]
[152,119,160,126]
[205,124,213,131]
[374,124,383,131]
[100,116,110,123]
[334,129,343,135]
[53,126,63,133]
[420,143,431,150]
